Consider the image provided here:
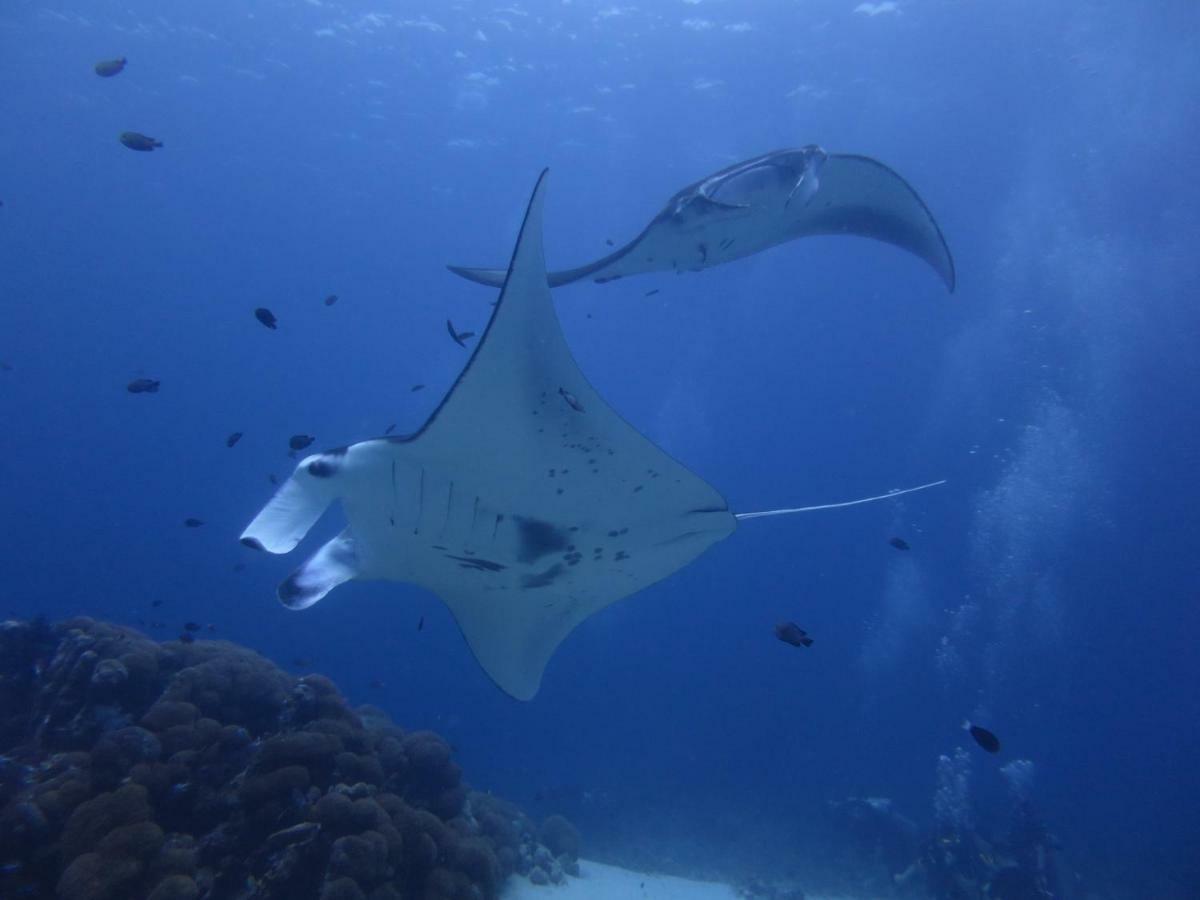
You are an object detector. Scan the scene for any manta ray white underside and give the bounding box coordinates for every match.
[242,171,737,700]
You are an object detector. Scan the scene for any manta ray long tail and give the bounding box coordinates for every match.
[734,479,946,521]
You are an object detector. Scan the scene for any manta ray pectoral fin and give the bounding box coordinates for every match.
[446,264,583,289]
[446,265,508,288]
[240,456,339,553]
[279,530,360,610]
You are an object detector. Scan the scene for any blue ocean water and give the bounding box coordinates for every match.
[1,0,1197,896]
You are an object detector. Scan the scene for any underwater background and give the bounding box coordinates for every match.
[1,0,1197,897]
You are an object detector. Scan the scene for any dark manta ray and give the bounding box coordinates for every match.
[242,171,944,700]
[449,146,955,292]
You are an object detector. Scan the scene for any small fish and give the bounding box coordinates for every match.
[151,599,164,608]
[964,720,1001,754]
[644,289,660,297]
[411,384,425,392]
[889,537,911,551]
[94,57,126,77]
[119,131,162,152]
[183,621,201,632]
[417,615,424,632]
[289,434,315,451]
[446,319,475,348]
[127,377,160,394]
[384,423,397,435]
[178,632,195,644]
[558,387,584,413]
[254,307,277,329]
[183,518,204,528]
[605,238,615,246]
[324,294,338,306]
[226,431,243,448]
[268,473,279,485]
[774,622,813,648]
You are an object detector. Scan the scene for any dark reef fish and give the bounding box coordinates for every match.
[268,473,279,485]
[889,536,911,551]
[289,434,315,451]
[183,518,204,528]
[644,289,660,297]
[411,383,425,392]
[254,307,278,329]
[94,57,126,77]
[151,599,164,608]
[384,424,397,435]
[417,615,424,631]
[119,131,162,152]
[324,294,338,306]
[226,431,243,448]
[127,377,159,394]
[964,720,1001,754]
[774,622,813,648]
[446,319,475,348]
[183,621,201,632]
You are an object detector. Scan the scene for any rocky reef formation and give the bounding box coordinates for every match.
[0,617,579,900]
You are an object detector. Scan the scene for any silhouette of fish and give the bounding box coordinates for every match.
[324,294,338,306]
[964,720,1000,754]
[94,57,126,77]
[119,132,162,152]
[289,434,315,451]
[226,432,243,448]
[255,307,278,329]
[774,622,813,648]
[127,378,159,394]
[889,536,911,551]
[183,518,204,528]
[446,319,475,348]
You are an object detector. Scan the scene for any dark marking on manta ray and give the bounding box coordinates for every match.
[559,387,584,413]
[515,516,569,563]
[522,564,565,588]
[416,467,425,533]
[446,554,506,572]
[307,459,337,478]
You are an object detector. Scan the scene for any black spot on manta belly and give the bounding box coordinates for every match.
[522,563,565,588]
[241,537,266,551]
[446,554,506,572]
[515,516,569,563]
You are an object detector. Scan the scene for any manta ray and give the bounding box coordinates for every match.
[242,170,942,700]
[449,146,955,292]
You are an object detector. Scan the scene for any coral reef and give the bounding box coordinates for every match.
[0,617,578,900]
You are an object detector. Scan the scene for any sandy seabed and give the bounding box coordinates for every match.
[504,859,861,900]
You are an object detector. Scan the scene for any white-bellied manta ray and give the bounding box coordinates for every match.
[241,170,944,701]
[448,146,955,292]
